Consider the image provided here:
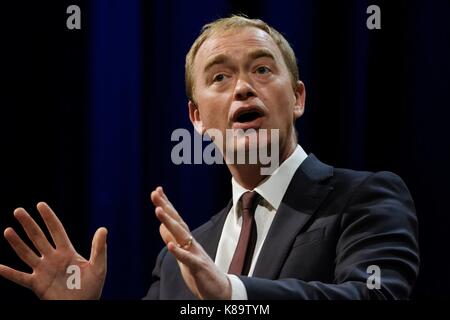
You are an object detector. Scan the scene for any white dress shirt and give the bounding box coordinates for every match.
[214,145,308,299]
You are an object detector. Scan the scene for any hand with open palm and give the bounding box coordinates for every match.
[0,202,107,300]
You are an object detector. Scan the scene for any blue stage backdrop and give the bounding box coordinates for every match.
[0,0,449,299]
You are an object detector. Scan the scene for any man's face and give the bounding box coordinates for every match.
[189,27,305,158]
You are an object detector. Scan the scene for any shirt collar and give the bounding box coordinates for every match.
[231,144,308,215]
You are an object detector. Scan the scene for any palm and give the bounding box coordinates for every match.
[33,252,103,300]
[0,202,107,300]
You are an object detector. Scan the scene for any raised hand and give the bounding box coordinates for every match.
[0,202,107,300]
[150,187,231,300]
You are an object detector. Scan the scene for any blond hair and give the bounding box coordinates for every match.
[185,15,300,103]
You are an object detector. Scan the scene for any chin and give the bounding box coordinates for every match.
[224,130,274,165]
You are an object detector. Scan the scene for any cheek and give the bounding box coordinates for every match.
[197,94,230,128]
[261,81,296,117]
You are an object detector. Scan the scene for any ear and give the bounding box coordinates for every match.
[293,80,306,120]
[188,100,205,135]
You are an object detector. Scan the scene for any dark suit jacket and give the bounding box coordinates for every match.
[144,154,419,299]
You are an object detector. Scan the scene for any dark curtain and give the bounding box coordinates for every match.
[0,0,449,299]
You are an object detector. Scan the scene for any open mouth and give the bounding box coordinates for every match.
[233,108,264,123]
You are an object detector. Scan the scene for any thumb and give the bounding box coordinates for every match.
[89,227,108,268]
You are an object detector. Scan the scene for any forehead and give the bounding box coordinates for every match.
[194,27,282,70]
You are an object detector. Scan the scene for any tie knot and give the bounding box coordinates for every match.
[240,191,258,211]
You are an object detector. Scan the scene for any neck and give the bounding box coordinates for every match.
[227,139,297,190]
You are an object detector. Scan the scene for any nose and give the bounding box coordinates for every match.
[233,77,256,101]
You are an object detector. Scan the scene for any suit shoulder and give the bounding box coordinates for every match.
[332,167,406,190]
[327,167,412,209]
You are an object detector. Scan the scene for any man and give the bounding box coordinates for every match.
[0,15,419,300]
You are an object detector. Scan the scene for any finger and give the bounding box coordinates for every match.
[14,208,54,255]
[157,186,171,203]
[157,187,179,216]
[36,202,73,249]
[159,223,176,245]
[151,188,189,231]
[151,188,179,219]
[159,188,190,230]
[89,227,108,269]
[155,207,191,246]
[4,227,40,268]
[0,264,32,289]
[167,241,198,268]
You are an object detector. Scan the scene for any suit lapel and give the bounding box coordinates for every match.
[195,200,232,260]
[252,154,334,279]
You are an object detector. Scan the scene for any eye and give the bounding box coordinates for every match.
[255,66,271,75]
[213,74,226,82]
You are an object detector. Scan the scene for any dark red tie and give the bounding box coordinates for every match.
[228,191,259,275]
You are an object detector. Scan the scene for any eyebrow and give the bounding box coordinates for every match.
[203,49,276,74]
[248,49,276,62]
[203,54,229,74]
